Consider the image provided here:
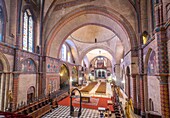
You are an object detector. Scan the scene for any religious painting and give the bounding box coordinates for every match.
[60,64,69,89]
[72,66,78,86]
[46,57,59,73]
[48,79,57,92]
[148,51,156,75]
[21,59,36,73]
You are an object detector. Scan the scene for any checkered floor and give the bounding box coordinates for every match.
[42,105,99,118]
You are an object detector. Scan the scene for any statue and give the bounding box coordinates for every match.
[125,99,131,118]
[129,97,134,112]
[8,90,13,102]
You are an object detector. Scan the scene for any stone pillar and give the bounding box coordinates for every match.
[154,2,170,117]
[4,73,10,110]
[140,77,145,115]
[136,75,141,115]
[138,42,145,116]
[159,78,169,117]
[132,74,137,112]
[12,73,19,111]
[1,73,6,111]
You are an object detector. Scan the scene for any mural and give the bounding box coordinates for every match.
[60,64,69,89]
[48,79,57,92]
[72,66,78,86]
[21,59,36,73]
[46,57,59,73]
[148,51,156,75]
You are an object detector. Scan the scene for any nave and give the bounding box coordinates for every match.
[0,0,170,118]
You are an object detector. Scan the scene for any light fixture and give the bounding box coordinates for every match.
[121,59,124,63]
[70,78,73,82]
[112,76,116,81]
[121,80,125,84]
[59,73,63,76]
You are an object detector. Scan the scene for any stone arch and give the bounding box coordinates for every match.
[65,39,80,64]
[0,52,10,72]
[72,66,78,86]
[80,45,116,64]
[59,64,70,90]
[144,48,161,113]
[0,52,10,111]
[144,48,152,111]
[44,5,138,58]
[19,58,37,73]
[27,86,35,103]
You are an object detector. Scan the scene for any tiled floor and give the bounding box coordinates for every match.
[42,105,99,118]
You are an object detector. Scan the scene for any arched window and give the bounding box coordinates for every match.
[0,7,4,42]
[61,44,66,61]
[23,9,34,52]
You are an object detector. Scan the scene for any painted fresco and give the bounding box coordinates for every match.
[21,59,36,72]
[46,57,59,73]
[148,51,156,75]
[48,79,57,92]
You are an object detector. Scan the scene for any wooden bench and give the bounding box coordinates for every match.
[81,96,90,103]
[28,104,51,118]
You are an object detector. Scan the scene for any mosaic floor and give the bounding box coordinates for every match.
[42,105,99,118]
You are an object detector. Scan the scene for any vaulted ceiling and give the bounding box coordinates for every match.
[43,0,138,66]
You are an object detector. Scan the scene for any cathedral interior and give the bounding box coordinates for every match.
[0,0,170,118]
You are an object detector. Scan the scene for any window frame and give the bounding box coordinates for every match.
[22,9,34,52]
[0,7,4,42]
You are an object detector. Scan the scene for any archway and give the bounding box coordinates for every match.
[27,86,35,103]
[59,64,70,90]
[0,52,10,111]
[144,49,161,113]
[144,48,152,111]
[72,66,78,87]
[44,6,137,58]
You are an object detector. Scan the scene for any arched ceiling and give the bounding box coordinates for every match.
[85,49,112,64]
[43,0,138,65]
[70,25,116,43]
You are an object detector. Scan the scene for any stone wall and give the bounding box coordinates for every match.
[147,76,161,114]
[17,74,36,104]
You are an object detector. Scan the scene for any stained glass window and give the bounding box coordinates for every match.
[23,12,28,50]
[23,9,34,52]
[0,7,4,42]
[28,17,33,52]
[61,44,66,61]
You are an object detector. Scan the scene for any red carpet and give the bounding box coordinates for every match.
[58,96,112,110]
[73,98,99,106]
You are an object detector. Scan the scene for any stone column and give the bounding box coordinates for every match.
[1,73,6,111]
[4,73,10,110]
[140,76,145,115]
[136,75,141,115]
[138,42,145,116]
[159,78,169,117]
[12,73,19,111]
[132,74,137,113]
[154,2,170,117]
